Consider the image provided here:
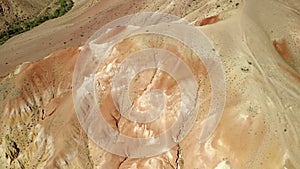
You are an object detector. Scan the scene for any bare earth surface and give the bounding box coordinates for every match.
[0,0,300,169]
[0,0,55,30]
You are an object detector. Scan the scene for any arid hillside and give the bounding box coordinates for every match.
[0,0,299,168]
[0,0,74,45]
[0,0,56,30]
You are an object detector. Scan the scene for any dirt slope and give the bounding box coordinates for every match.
[0,0,56,30]
[0,0,299,168]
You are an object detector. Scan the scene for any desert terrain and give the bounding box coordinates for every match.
[0,0,299,169]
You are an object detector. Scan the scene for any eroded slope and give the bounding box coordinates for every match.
[0,0,299,168]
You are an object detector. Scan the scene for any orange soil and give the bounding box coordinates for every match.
[273,39,295,66]
[194,15,220,26]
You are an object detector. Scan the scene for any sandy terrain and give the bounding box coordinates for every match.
[0,0,299,168]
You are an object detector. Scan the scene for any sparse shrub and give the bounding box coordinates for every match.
[0,0,74,45]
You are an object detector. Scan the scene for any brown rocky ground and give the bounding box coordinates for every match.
[0,0,300,168]
[0,0,58,31]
